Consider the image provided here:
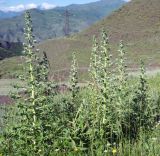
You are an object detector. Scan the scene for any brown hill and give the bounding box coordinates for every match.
[38,0,160,80]
[79,0,160,43]
[2,0,160,80]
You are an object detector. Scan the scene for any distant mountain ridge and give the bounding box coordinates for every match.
[0,11,21,19]
[0,0,126,43]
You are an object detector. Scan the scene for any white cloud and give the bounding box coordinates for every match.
[0,2,56,12]
[1,3,37,12]
[40,2,56,10]
[123,0,131,2]
[26,3,38,10]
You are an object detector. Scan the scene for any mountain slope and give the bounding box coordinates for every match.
[0,11,21,19]
[2,0,160,80]
[79,0,160,43]
[0,0,125,42]
[37,0,160,78]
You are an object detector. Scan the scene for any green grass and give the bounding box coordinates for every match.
[0,9,160,155]
[1,71,160,95]
[0,79,23,95]
[0,57,23,78]
[0,8,160,156]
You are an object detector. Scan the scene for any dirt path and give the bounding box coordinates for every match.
[129,68,160,77]
[0,67,160,96]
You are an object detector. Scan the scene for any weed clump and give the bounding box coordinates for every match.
[0,12,159,156]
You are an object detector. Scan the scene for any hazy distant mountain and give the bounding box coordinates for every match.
[0,11,21,19]
[0,0,126,43]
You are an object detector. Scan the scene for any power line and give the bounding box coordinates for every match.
[63,10,72,36]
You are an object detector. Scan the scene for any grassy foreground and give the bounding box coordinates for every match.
[0,11,160,156]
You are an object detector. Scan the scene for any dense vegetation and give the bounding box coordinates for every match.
[0,11,160,156]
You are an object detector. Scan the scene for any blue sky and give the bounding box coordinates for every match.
[0,0,99,6]
[0,0,130,12]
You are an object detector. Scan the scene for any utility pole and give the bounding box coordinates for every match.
[63,10,72,37]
